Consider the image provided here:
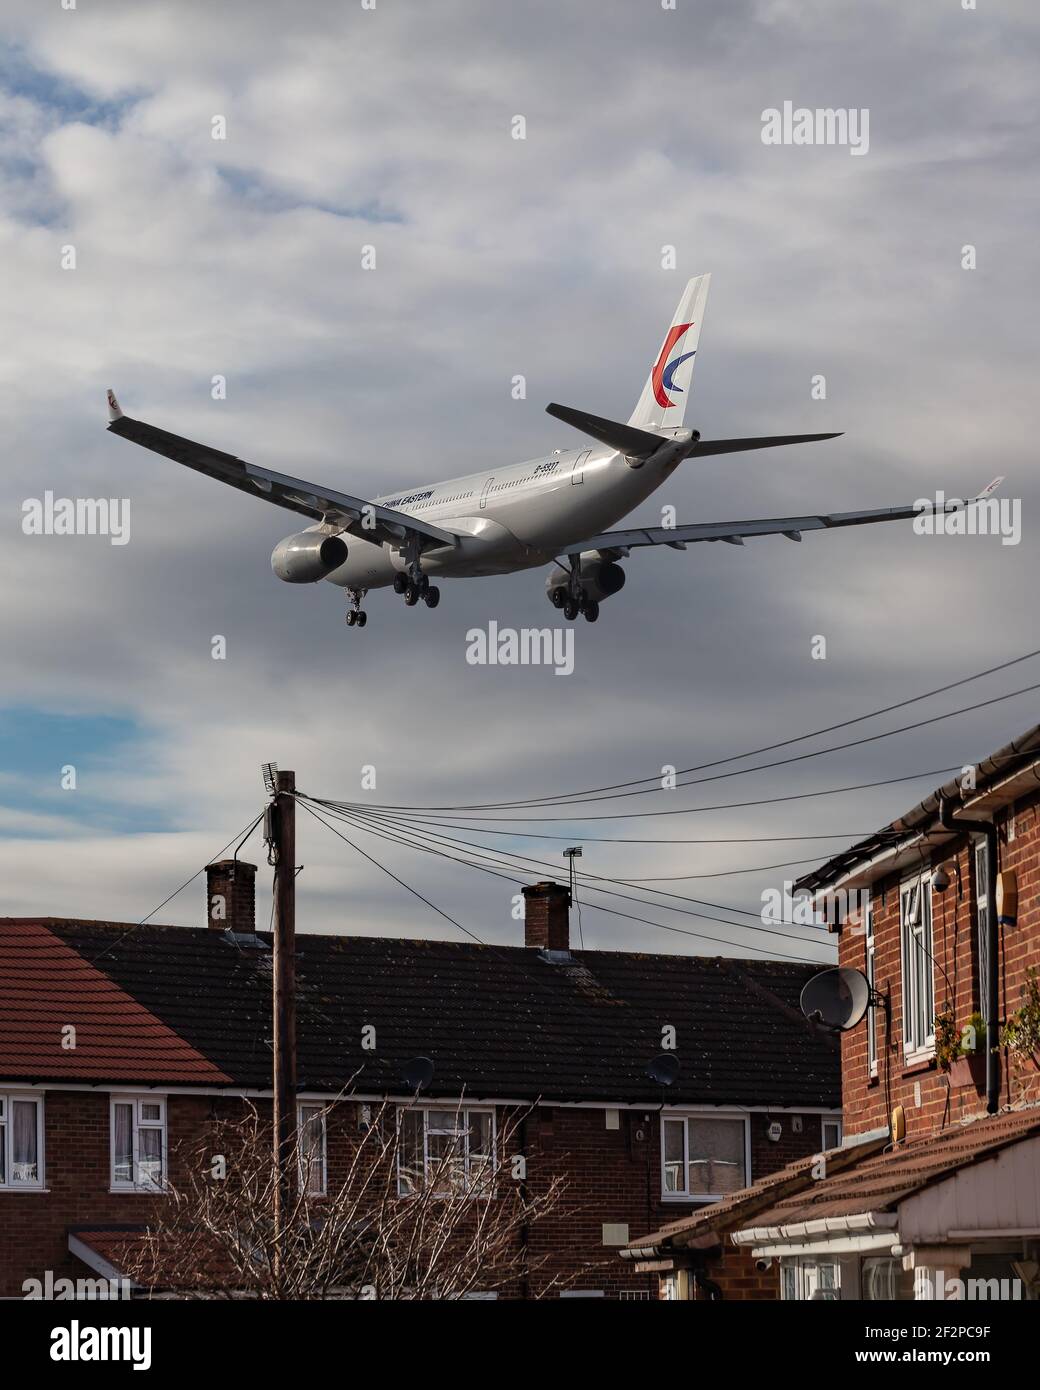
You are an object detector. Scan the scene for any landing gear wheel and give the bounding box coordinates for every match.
[356,610,367,628]
[404,581,420,606]
[346,611,357,627]
[419,574,430,597]
[563,597,580,622]
[583,600,599,623]
[550,588,565,609]
[423,585,440,609]
[393,573,408,595]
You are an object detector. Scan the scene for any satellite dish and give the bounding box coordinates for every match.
[402,1056,435,1092]
[800,967,871,1032]
[646,1053,680,1087]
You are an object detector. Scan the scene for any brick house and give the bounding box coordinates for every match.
[0,872,840,1298]
[627,722,1040,1301]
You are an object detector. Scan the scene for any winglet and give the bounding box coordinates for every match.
[106,389,123,423]
[974,476,1004,501]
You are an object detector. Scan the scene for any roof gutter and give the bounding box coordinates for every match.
[938,795,1000,1114]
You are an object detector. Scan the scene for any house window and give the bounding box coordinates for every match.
[821,1116,842,1151]
[661,1113,748,1200]
[900,873,934,1059]
[111,1097,166,1191]
[862,1256,913,1300]
[396,1106,496,1196]
[864,894,878,1076]
[0,1094,43,1188]
[779,1256,840,1300]
[974,839,991,1024]
[298,1103,326,1197]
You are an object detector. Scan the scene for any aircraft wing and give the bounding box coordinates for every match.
[105,392,458,552]
[563,479,1004,556]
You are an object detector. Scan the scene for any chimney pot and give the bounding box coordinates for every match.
[522,880,571,952]
[205,859,257,933]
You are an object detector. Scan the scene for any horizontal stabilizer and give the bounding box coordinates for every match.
[692,433,842,457]
[546,403,667,458]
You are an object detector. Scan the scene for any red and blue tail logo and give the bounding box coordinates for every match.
[651,322,696,408]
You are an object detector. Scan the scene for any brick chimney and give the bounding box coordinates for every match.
[522,881,571,952]
[205,859,257,933]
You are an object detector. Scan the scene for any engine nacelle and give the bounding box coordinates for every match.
[546,554,626,603]
[271,530,348,584]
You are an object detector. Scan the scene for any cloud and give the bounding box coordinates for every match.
[0,0,1036,954]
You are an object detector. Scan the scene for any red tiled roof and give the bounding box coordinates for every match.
[0,920,231,1085]
[628,1106,1040,1254]
[627,1134,887,1253]
[743,1105,1040,1229]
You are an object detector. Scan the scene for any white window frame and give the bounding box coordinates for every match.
[821,1115,843,1151]
[0,1092,45,1190]
[779,1256,841,1300]
[899,871,935,1062]
[864,893,878,1077]
[109,1095,167,1193]
[297,1102,327,1197]
[395,1105,497,1197]
[974,837,991,1025]
[660,1110,750,1203]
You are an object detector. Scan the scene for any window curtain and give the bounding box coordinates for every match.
[113,1102,133,1183]
[11,1101,37,1182]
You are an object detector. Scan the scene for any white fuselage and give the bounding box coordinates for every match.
[324,443,680,591]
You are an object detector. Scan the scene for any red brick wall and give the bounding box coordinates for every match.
[0,1090,833,1299]
[838,789,1040,1142]
[0,1090,224,1298]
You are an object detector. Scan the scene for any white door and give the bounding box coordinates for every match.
[479,476,495,509]
[571,450,590,485]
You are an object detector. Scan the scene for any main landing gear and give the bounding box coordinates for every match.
[549,589,599,623]
[392,571,440,610]
[548,558,600,623]
[345,589,368,628]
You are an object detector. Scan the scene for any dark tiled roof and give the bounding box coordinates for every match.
[0,919,838,1106]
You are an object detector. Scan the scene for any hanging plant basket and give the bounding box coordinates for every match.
[948,1052,987,1089]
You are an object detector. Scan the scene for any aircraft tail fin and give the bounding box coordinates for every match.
[628,273,711,431]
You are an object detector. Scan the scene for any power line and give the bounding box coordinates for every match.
[302,799,829,963]
[86,810,266,966]
[333,800,797,922]
[333,679,1040,818]
[326,648,1040,812]
[309,798,834,956]
[312,763,964,825]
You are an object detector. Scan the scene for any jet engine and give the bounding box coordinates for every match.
[271,530,348,583]
[545,553,626,605]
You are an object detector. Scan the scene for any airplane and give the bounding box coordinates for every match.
[105,274,1001,628]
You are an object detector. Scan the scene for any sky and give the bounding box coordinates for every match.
[0,0,1036,963]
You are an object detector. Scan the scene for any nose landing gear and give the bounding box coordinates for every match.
[346,589,369,629]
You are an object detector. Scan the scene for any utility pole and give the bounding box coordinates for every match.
[267,767,297,1272]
